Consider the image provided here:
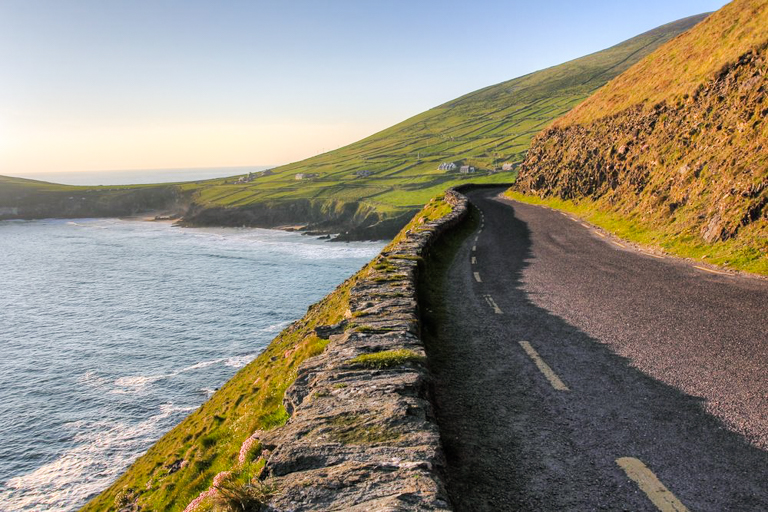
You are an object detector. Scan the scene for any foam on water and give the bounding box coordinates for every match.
[0,218,383,511]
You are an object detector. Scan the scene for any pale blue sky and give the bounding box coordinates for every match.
[0,0,729,174]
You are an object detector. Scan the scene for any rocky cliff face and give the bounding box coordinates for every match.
[517,42,767,246]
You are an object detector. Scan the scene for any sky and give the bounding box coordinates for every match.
[0,0,729,175]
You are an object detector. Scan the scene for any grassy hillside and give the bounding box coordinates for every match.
[513,0,767,274]
[1,14,703,237]
[175,14,704,215]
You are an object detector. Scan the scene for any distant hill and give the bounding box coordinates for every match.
[1,14,704,239]
[514,0,767,273]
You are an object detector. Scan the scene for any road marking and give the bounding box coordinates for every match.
[484,294,503,314]
[693,265,728,275]
[612,241,626,248]
[472,245,477,252]
[595,231,606,238]
[570,217,579,222]
[581,223,590,228]
[645,252,665,259]
[518,341,569,391]
[616,457,688,512]
[473,272,482,282]
[471,256,477,264]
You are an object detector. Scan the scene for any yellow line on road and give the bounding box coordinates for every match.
[616,457,688,512]
[473,272,482,282]
[518,341,569,391]
[693,265,728,275]
[471,256,477,264]
[612,241,626,248]
[484,294,503,314]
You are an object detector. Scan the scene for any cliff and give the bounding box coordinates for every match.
[513,0,767,273]
[82,189,471,511]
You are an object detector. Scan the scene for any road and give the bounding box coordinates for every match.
[425,188,768,511]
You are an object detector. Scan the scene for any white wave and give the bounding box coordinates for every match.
[109,374,165,394]
[224,354,255,368]
[0,403,196,512]
[176,358,225,374]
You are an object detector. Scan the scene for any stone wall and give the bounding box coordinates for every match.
[255,188,469,511]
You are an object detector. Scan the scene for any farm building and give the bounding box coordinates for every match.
[438,162,458,171]
[459,165,476,174]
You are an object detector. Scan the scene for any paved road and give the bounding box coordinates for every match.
[425,188,768,511]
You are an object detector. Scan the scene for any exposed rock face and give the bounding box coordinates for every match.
[517,43,768,244]
[254,189,468,511]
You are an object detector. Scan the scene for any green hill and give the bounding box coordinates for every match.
[512,0,767,274]
[1,14,704,239]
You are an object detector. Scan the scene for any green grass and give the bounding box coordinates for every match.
[348,349,426,369]
[2,14,700,227]
[506,191,768,275]
[561,0,767,125]
[81,269,360,511]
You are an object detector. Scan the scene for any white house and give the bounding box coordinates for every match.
[438,162,458,172]
[459,165,476,174]
[502,163,515,171]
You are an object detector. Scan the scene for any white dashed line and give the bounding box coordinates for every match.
[472,245,477,252]
[518,341,569,391]
[612,241,626,248]
[473,272,482,282]
[471,256,477,264]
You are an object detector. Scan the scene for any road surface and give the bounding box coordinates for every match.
[425,188,768,511]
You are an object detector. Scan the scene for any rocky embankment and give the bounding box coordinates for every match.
[516,42,767,246]
[181,199,417,241]
[255,190,467,510]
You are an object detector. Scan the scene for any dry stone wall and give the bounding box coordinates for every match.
[256,189,469,511]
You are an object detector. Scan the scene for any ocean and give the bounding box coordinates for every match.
[0,217,384,511]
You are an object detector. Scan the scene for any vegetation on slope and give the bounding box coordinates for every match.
[514,0,767,274]
[173,14,703,217]
[82,195,456,512]
[2,14,701,236]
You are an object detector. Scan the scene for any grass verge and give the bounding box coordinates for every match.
[505,190,767,276]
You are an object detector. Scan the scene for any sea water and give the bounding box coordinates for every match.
[0,218,384,511]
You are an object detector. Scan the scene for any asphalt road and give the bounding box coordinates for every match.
[426,188,768,511]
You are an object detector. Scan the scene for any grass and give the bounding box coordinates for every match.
[2,15,699,227]
[81,269,360,512]
[560,0,767,125]
[506,191,768,275]
[348,349,426,369]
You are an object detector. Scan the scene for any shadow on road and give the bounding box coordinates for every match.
[420,189,768,511]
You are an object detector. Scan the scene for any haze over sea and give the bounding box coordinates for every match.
[8,166,275,186]
[0,213,383,511]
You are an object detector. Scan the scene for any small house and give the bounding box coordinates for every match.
[459,165,476,174]
[502,163,514,171]
[438,162,458,172]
